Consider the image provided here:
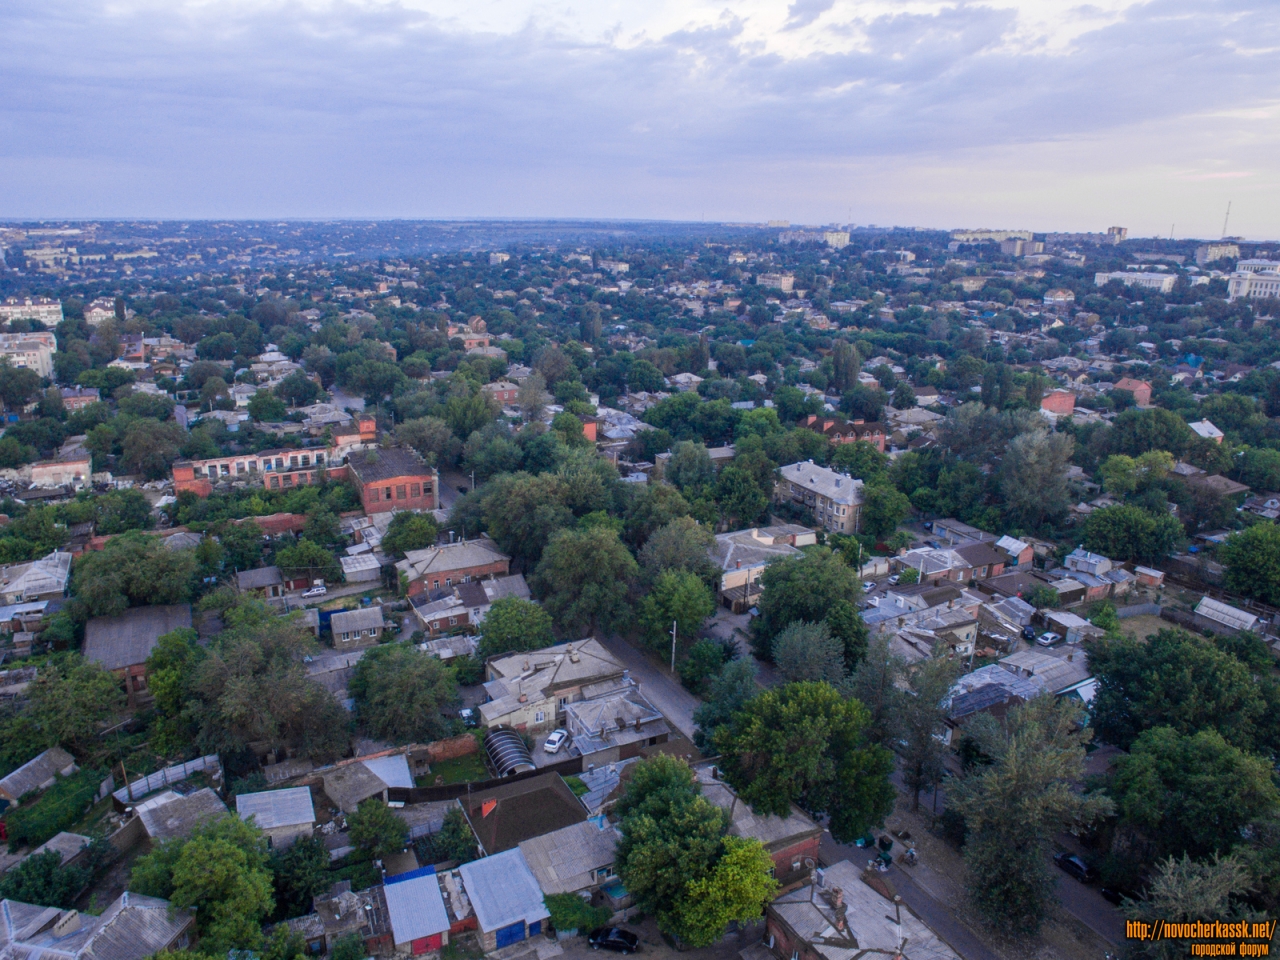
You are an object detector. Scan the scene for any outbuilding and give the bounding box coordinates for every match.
[236,786,316,849]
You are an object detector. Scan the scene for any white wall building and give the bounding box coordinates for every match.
[1094,271,1177,294]
[0,297,63,325]
[1228,271,1280,302]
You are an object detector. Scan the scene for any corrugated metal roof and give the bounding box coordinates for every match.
[458,849,549,933]
[0,747,76,800]
[236,787,315,830]
[362,754,413,789]
[1195,596,1258,631]
[383,874,450,945]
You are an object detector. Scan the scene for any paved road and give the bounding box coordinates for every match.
[597,634,701,740]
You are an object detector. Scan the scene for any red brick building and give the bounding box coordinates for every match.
[396,537,511,597]
[798,414,887,453]
[1114,377,1153,407]
[346,447,439,514]
[482,380,519,405]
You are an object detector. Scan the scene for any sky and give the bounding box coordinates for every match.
[2,0,1279,236]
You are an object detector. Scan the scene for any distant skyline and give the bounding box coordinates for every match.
[2,0,1278,238]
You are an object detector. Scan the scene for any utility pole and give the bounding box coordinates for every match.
[1222,201,1233,239]
[470,469,476,493]
[671,620,678,673]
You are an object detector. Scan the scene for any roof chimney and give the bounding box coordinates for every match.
[53,912,82,938]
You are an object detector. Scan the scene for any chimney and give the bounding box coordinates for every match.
[53,912,82,937]
[1068,651,1075,661]
[518,694,527,703]
[736,560,742,569]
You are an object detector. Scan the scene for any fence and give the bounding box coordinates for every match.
[1116,603,1162,619]
[387,754,585,805]
[113,754,221,804]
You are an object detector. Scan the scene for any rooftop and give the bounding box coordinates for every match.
[347,447,433,485]
[397,537,510,580]
[0,892,193,960]
[710,527,804,573]
[458,849,550,933]
[236,787,316,830]
[83,604,193,672]
[137,788,229,840]
[0,747,76,800]
[778,462,863,506]
[331,607,388,634]
[383,873,450,945]
[517,819,621,895]
[461,773,588,855]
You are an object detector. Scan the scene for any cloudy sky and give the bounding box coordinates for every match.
[2,0,1278,236]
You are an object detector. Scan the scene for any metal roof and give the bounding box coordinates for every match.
[383,873,450,946]
[1195,596,1258,631]
[458,849,550,933]
[362,754,414,789]
[236,787,315,830]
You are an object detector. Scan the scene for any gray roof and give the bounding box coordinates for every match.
[383,874,450,945]
[362,755,414,789]
[83,604,193,671]
[397,537,510,580]
[347,447,433,485]
[137,788,228,840]
[236,566,283,590]
[1195,596,1258,631]
[236,787,315,830]
[22,832,90,867]
[693,763,820,849]
[778,462,863,505]
[710,527,802,573]
[3,552,72,599]
[322,763,389,813]
[458,848,550,933]
[518,820,620,895]
[0,747,76,800]
[331,607,387,634]
[0,892,193,960]
[483,575,531,603]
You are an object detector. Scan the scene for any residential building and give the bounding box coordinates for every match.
[1235,258,1280,274]
[479,639,625,735]
[1112,377,1152,406]
[383,872,452,955]
[331,607,387,648]
[59,386,101,410]
[951,229,1032,243]
[757,272,795,293]
[1064,547,1112,577]
[1227,270,1280,301]
[137,787,229,841]
[951,540,1008,580]
[562,680,670,764]
[457,849,550,952]
[82,604,193,705]
[945,664,1046,743]
[236,787,316,849]
[797,414,887,453]
[667,372,703,392]
[285,881,392,958]
[999,649,1092,696]
[0,337,54,378]
[489,252,510,265]
[0,551,71,603]
[482,380,519,405]
[397,537,511,598]
[823,230,850,250]
[710,525,811,612]
[518,819,621,896]
[237,566,286,598]
[29,454,91,489]
[0,894,195,960]
[460,773,588,856]
[1193,596,1258,635]
[347,447,439,514]
[1196,242,1239,265]
[1189,419,1224,443]
[1040,389,1076,416]
[774,462,864,534]
[1093,271,1177,294]
[0,296,63,324]
[174,446,339,497]
[0,747,77,808]
[84,297,119,324]
[1042,288,1075,309]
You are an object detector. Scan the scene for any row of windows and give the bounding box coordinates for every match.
[368,482,429,502]
[193,452,327,478]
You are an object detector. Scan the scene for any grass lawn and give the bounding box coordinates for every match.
[420,750,490,785]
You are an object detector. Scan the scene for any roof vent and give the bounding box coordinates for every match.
[518,694,527,703]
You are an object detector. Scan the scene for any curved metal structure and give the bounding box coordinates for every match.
[483,726,536,777]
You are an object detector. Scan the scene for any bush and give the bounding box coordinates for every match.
[543,892,612,935]
[5,768,102,852]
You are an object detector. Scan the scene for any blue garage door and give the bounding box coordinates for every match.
[496,923,526,948]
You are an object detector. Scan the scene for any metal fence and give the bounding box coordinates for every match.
[113,754,221,803]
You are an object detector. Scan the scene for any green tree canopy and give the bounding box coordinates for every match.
[752,548,861,659]
[347,798,410,860]
[71,531,196,617]
[1220,523,1280,606]
[639,569,715,651]
[274,538,341,584]
[771,621,845,685]
[534,525,638,636]
[1082,504,1184,564]
[349,643,458,744]
[380,511,438,558]
[475,597,556,660]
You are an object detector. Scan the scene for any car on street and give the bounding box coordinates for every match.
[589,928,640,954]
[302,585,327,598]
[1054,852,1097,884]
[543,729,569,754]
[862,582,876,592]
[1037,631,1059,647]
[887,575,900,585]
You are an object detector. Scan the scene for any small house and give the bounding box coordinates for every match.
[237,786,316,849]
[237,566,285,598]
[458,848,550,952]
[384,872,451,955]
[331,607,387,649]
[0,747,77,809]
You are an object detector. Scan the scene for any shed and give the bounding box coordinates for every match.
[341,553,382,584]
[1194,596,1258,635]
[137,787,229,841]
[383,872,451,954]
[323,762,393,813]
[458,848,550,952]
[0,746,77,807]
[236,787,316,849]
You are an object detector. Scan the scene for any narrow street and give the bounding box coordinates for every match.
[596,634,701,740]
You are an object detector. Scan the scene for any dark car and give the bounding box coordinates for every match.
[589,929,640,954]
[1054,852,1097,884]
[1021,625,1037,642]
[1100,887,1125,906]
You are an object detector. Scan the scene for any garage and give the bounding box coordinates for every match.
[495,923,526,949]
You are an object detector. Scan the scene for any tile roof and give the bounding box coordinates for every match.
[236,787,315,830]
[83,605,193,671]
[383,874,450,945]
[458,849,550,933]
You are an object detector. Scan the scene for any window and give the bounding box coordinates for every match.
[369,487,380,501]
[290,456,299,468]
[445,578,452,586]
[270,476,280,489]
[448,617,457,626]
[535,711,545,722]
[559,696,568,707]
[396,485,406,499]
[432,580,439,589]
[410,483,421,498]
[384,486,392,500]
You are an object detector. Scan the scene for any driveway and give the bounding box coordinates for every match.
[597,634,701,740]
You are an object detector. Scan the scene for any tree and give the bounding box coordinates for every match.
[0,436,36,468]
[274,370,322,407]
[623,483,692,548]
[846,634,906,750]
[121,419,185,479]
[714,466,768,528]
[1220,524,1280,606]
[637,516,717,583]
[771,621,845,684]
[1024,583,1057,609]
[1089,629,1268,752]
[753,549,861,658]
[475,598,556,660]
[517,372,551,420]
[1082,504,1184,564]
[348,798,410,860]
[71,531,196,616]
[1123,854,1256,960]
[534,525,638,636]
[482,472,574,568]
[544,893,612,935]
[891,382,917,410]
[1109,407,1195,458]
[627,360,665,394]
[349,643,458,744]
[414,808,478,866]
[0,359,43,410]
[999,428,1073,528]
[714,681,895,843]
[949,697,1113,932]
[1099,454,1138,495]
[1110,726,1280,861]
[396,416,461,467]
[0,848,95,907]
[248,390,287,422]
[678,639,730,696]
[666,441,715,493]
[639,570,715,651]
[381,511,438,557]
[830,340,860,394]
[830,440,887,480]
[860,482,912,539]
[692,658,759,752]
[899,656,962,811]
[27,655,125,753]
[673,837,779,948]
[131,816,274,954]
[269,836,332,920]
[274,538,341,584]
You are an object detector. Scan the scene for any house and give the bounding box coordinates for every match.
[0,552,71,605]
[341,553,382,584]
[59,386,101,411]
[331,607,387,648]
[237,565,285,598]
[562,680,670,765]
[518,819,622,897]
[1113,377,1152,407]
[710,526,810,612]
[20,832,92,869]
[0,747,77,808]
[347,448,439,514]
[797,415,887,453]
[479,639,626,735]
[1044,611,1104,644]
[383,872,452,955]
[460,773,588,856]
[765,859,959,960]
[82,604,193,705]
[999,649,1092,695]
[1189,420,1224,443]
[892,546,972,585]
[286,881,392,958]
[137,788,229,841]
[323,755,415,813]
[457,849,550,952]
[237,787,316,849]
[667,372,703,392]
[774,462,864,535]
[694,762,821,890]
[0,894,196,960]
[928,519,994,545]
[482,381,519,405]
[1064,547,1112,577]
[410,591,469,636]
[952,540,1007,581]
[1040,390,1076,416]
[945,665,1047,744]
[397,537,511,598]
[1193,596,1258,635]
[1184,473,1250,499]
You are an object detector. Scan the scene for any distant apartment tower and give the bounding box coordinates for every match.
[0,297,63,325]
[1000,239,1045,256]
[1196,243,1239,265]
[823,231,850,250]
[1107,226,1128,244]
[767,220,791,228]
[489,252,510,265]
[757,272,795,293]
[1094,271,1177,294]
[950,229,1033,243]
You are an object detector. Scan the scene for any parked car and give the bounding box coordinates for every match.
[302,585,327,598]
[589,929,640,954]
[862,582,876,592]
[887,575,900,585]
[543,729,569,754]
[1037,632,1059,647]
[1021,625,1037,642]
[459,708,478,728]
[1099,887,1125,905]
[1053,852,1097,884]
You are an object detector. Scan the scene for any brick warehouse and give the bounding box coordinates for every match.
[345,446,439,514]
